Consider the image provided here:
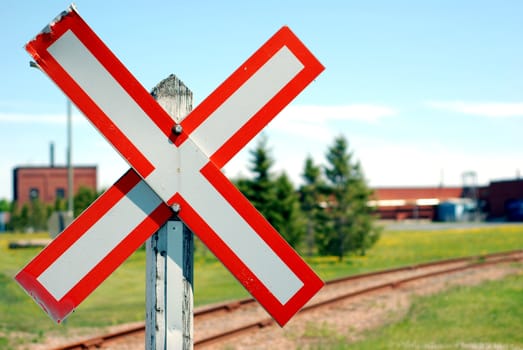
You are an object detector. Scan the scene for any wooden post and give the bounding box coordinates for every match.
[146,75,194,350]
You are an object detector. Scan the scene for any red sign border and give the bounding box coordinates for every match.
[19,7,325,326]
[16,170,172,322]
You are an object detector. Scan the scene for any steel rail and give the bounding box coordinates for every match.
[193,250,522,348]
[50,249,522,349]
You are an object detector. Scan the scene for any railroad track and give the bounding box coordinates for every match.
[51,249,523,349]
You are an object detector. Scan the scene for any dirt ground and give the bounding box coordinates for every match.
[20,262,522,350]
[206,263,523,350]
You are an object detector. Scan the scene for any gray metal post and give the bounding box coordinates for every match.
[146,75,194,350]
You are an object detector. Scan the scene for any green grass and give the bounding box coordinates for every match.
[349,271,523,349]
[309,224,523,281]
[1,224,523,348]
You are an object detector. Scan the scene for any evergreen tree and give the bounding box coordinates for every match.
[235,136,304,248]
[299,156,325,256]
[54,197,66,212]
[318,135,380,260]
[242,136,277,222]
[74,187,100,217]
[28,198,48,231]
[8,202,32,232]
[0,199,9,212]
[8,201,23,231]
[271,173,305,248]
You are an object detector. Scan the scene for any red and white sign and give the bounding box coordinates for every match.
[16,7,324,326]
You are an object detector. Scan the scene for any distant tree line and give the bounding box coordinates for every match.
[235,134,381,261]
[1,134,380,260]
[4,187,100,232]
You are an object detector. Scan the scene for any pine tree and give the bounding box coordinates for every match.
[235,136,277,224]
[74,187,100,217]
[8,201,23,231]
[235,136,304,248]
[299,156,325,256]
[28,198,48,231]
[272,173,305,248]
[0,199,9,212]
[319,135,380,260]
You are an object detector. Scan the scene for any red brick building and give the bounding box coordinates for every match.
[13,166,97,206]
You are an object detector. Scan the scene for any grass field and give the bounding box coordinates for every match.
[311,272,523,349]
[1,224,523,348]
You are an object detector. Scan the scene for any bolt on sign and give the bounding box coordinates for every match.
[16,5,324,327]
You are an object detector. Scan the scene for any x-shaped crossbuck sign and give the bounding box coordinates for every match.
[16,6,324,326]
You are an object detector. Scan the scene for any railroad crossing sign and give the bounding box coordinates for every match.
[16,6,324,327]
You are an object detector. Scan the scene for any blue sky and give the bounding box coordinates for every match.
[1,1,522,200]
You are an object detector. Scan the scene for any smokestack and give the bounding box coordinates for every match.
[50,142,55,168]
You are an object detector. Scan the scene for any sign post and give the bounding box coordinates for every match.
[146,75,194,349]
[16,5,325,342]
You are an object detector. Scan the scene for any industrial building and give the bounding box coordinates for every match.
[8,151,523,223]
[371,178,523,222]
[484,179,523,220]
[12,166,97,206]
[370,187,463,221]
[11,142,97,207]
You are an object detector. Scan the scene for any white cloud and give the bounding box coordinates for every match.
[268,104,397,141]
[223,104,398,185]
[353,136,523,188]
[427,101,523,118]
[225,134,522,189]
[279,104,397,123]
